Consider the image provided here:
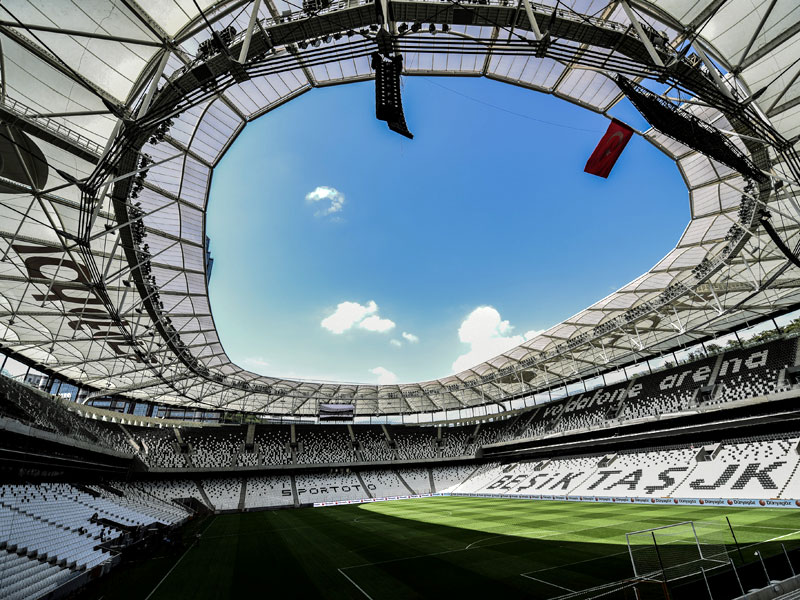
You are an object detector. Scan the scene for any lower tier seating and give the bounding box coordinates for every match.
[452,435,800,500]
[0,549,75,600]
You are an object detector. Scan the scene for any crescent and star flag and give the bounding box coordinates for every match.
[584,119,634,178]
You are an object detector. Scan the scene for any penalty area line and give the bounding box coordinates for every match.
[521,573,575,593]
[741,527,800,551]
[338,568,375,600]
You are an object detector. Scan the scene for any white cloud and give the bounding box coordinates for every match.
[390,339,403,347]
[243,356,270,368]
[321,300,377,334]
[305,186,345,218]
[370,366,398,384]
[401,331,419,343]
[358,314,396,333]
[452,306,531,373]
[320,300,395,334]
[524,329,545,340]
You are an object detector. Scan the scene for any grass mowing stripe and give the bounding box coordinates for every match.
[341,520,641,572]
[105,497,800,600]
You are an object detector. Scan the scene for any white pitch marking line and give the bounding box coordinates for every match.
[338,568,375,600]
[144,515,217,600]
[465,529,563,550]
[342,522,618,572]
[742,527,800,550]
[524,548,632,574]
[353,517,378,523]
[521,573,575,592]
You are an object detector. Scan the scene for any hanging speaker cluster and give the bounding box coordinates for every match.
[372,52,413,139]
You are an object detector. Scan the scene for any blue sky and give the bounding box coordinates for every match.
[207,76,686,384]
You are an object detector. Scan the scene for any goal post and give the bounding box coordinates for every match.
[626,521,729,583]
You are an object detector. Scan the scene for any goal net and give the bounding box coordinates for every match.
[626,521,729,582]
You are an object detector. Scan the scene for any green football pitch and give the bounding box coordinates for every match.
[80,497,800,599]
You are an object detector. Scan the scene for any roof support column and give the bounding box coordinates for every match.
[379,0,393,33]
[138,50,171,118]
[519,0,541,40]
[693,42,734,100]
[238,0,262,64]
[0,38,6,101]
[619,0,663,68]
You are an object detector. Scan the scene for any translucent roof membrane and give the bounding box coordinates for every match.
[0,0,798,415]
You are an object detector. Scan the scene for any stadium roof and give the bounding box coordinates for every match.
[0,0,799,416]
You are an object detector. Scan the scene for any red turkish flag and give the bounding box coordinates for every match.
[584,119,634,178]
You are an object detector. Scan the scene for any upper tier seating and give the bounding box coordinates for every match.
[185,428,242,468]
[134,428,187,468]
[440,429,472,457]
[710,338,797,405]
[254,427,291,465]
[0,376,133,455]
[395,429,438,460]
[296,426,354,464]
[3,335,799,473]
[621,355,718,421]
[552,382,629,434]
[355,428,394,462]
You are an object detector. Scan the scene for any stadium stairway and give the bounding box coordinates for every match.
[195,482,214,511]
[354,472,373,498]
[346,425,364,462]
[380,425,398,460]
[779,445,800,498]
[671,460,701,493]
[289,475,300,508]
[394,470,416,495]
[117,424,139,454]
[708,352,725,387]
[428,467,436,493]
[237,478,247,511]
